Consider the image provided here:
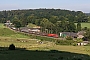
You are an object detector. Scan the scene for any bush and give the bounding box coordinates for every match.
[56,40,75,45]
[35,36,55,42]
[72,42,77,46]
[66,36,73,40]
[76,39,83,43]
[9,44,15,50]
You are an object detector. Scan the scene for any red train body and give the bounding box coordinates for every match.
[47,34,58,38]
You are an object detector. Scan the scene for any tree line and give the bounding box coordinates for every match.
[0,9,89,34]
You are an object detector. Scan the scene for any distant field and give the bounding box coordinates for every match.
[75,23,90,28]
[81,23,90,28]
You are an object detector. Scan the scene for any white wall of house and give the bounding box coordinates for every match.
[60,33,62,37]
[30,29,40,32]
[77,42,88,46]
[77,35,84,38]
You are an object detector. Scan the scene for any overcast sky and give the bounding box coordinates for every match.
[0,0,90,13]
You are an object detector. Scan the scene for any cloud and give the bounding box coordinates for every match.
[0,4,20,11]
[59,3,90,13]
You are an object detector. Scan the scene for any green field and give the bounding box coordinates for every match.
[0,23,5,28]
[0,24,30,38]
[27,23,39,28]
[75,23,90,28]
[0,23,90,60]
[81,23,90,28]
[0,43,90,60]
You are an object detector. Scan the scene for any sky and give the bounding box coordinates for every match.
[0,0,90,13]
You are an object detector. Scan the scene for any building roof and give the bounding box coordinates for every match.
[20,27,29,30]
[61,32,77,37]
[77,31,86,35]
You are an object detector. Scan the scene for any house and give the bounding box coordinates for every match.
[60,32,77,38]
[77,35,84,39]
[20,27,41,33]
[77,41,89,46]
[77,31,86,38]
[20,27,29,33]
[4,20,12,27]
[29,28,40,32]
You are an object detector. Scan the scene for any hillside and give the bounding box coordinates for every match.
[0,9,89,33]
[0,9,87,24]
[85,13,90,16]
[0,24,90,60]
[0,23,30,38]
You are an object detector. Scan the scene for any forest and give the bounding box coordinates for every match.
[0,9,89,33]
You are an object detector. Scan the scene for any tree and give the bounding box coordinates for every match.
[67,22,76,32]
[77,22,81,31]
[40,18,55,33]
[47,22,55,33]
[13,20,21,28]
[84,29,90,40]
[54,22,61,34]
[49,16,59,23]
[27,14,36,24]
[20,16,28,27]
[40,18,49,29]
[59,16,68,21]
[9,44,15,50]
[35,19,41,26]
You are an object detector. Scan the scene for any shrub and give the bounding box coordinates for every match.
[36,36,55,42]
[56,40,75,45]
[66,36,73,40]
[76,39,83,43]
[72,42,77,46]
[9,44,15,50]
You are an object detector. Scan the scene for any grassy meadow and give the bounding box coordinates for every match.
[0,23,90,60]
[75,23,90,28]
[27,23,39,28]
[0,23,30,38]
[81,23,90,28]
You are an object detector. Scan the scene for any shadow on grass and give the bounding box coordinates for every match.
[0,46,90,60]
